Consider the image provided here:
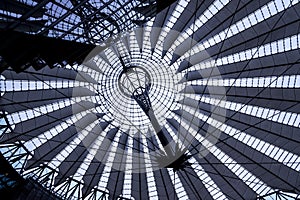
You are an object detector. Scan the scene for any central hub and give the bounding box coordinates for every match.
[118,66,151,97]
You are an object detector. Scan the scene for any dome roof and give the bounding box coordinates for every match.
[1,0,300,199]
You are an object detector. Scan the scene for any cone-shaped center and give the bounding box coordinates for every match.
[118,66,151,97]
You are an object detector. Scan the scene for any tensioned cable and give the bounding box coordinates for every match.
[188,0,300,154]
[1,62,164,153]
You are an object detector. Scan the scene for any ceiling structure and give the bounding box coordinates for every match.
[1,0,300,200]
[0,0,154,41]
[0,0,169,73]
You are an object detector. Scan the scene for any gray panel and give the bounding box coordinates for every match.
[174,111,300,194]
[25,113,99,169]
[193,151,257,199]
[175,106,300,159]
[170,0,273,64]
[82,161,106,197]
[172,0,209,32]
[216,133,300,193]
[107,133,128,199]
[107,170,125,200]
[0,101,97,143]
[82,127,119,197]
[183,85,300,106]
[202,6,300,61]
[150,2,177,52]
[131,135,149,200]
[0,89,95,113]
[182,61,300,81]
[54,121,110,186]
[167,117,257,199]
[131,173,149,200]
[177,168,214,200]
[178,48,300,74]
[153,169,178,200]
[161,0,212,56]
[2,66,96,82]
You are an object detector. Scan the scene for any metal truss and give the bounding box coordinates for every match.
[0,140,135,200]
[0,111,13,139]
[0,0,157,44]
[258,190,300,200]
